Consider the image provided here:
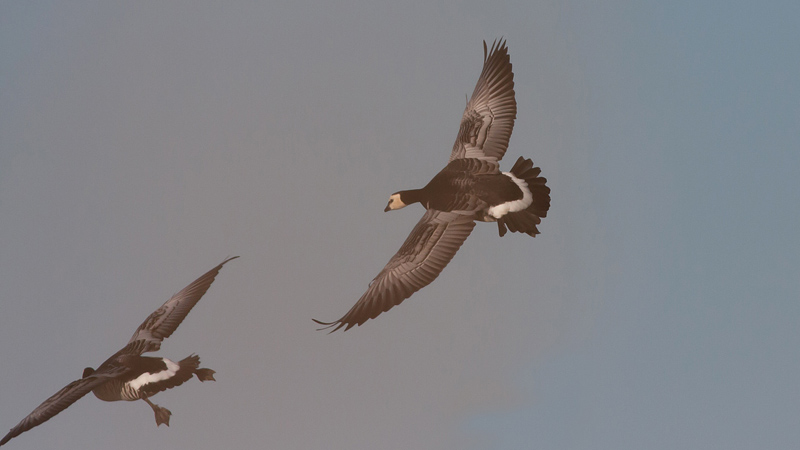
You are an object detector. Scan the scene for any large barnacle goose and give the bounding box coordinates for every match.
[0,257,238,447]
[314,40,550,332]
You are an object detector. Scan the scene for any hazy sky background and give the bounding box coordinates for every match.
[1,1,798,449]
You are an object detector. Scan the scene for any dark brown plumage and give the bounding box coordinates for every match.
[0,257,237,447]
[314,40,550,332]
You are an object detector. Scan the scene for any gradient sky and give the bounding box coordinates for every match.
[1,1,798,449]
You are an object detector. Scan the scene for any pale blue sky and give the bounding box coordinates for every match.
[1,1,798,449]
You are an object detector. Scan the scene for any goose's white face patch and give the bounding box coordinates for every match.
[385,193,407,211]
[128,358,180,391]
[488,172,533,219]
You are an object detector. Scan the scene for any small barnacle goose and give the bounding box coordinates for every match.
[0,256,238,447]
[314,40,550,332]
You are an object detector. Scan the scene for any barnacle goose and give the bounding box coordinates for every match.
[314,40,550,332]
[0,256,238,446]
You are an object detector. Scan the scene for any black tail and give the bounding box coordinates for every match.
[497,157,550,237]
[180,354,216,382]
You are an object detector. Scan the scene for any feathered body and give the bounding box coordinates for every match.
[394,157,549,235]
[0,257,237,447]
[89,354,215,402]
[315,40,551,332]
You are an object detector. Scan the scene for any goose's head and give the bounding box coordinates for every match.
[385,192,407,212]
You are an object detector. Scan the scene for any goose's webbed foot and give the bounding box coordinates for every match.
[143,397,172,427]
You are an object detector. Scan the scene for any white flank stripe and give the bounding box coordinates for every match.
[487,172,533,219]
[128,358,180,391]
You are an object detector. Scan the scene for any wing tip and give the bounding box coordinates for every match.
[220,255,240,266]
[485,37,509,61]
[312,318,350,334]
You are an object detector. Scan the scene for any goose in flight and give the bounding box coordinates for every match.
[314,40,550,332]
[0,256,238,447]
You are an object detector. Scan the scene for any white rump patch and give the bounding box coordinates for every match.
[128,358,180,391]
[487,172,532,219]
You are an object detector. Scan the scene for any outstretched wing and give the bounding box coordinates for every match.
[123,256,239,355]
[0,366,128,447]
[449,39,516,162]
[315,210,475,332]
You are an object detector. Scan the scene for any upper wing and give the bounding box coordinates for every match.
[315,210,475,332]
[0,366,127,447]
[448,39,516,163]
[124,256,238,355]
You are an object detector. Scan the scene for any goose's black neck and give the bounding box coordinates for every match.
[398,189,426,207]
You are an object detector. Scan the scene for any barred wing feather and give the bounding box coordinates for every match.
[315,210,475,332]
[449,39,516,163]
[0,366,128,446]
[126,256,239,354]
